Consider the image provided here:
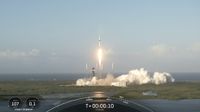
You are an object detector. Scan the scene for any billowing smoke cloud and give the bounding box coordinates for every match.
[153,72,175,85]
[76,68,175,87]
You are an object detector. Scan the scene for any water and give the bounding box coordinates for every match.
[171,73,200,81]
[0,73,200,81]
[134,99,200,112]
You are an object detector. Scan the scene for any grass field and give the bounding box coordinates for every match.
[0,80,200,100]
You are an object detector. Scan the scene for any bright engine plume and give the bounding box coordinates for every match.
[98,35,103,70]
[97,48,103,69]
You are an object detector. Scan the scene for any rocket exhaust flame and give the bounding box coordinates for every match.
[98,48,103,70]
[97,35,103,70]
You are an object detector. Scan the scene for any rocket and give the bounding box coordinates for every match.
[85,35,114,76]
[98,35,101,47]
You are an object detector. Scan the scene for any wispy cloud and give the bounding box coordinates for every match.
[0,49,40,58]
[187,43,200,53]
[149,44,175,56]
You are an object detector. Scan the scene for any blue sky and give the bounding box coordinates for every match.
[0,0,200,73]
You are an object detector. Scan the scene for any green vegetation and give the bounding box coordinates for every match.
[0,81,200,100]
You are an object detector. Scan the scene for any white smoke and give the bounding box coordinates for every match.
[76,68,175,87]
[153,72,175,85]
[76,74,115,86]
